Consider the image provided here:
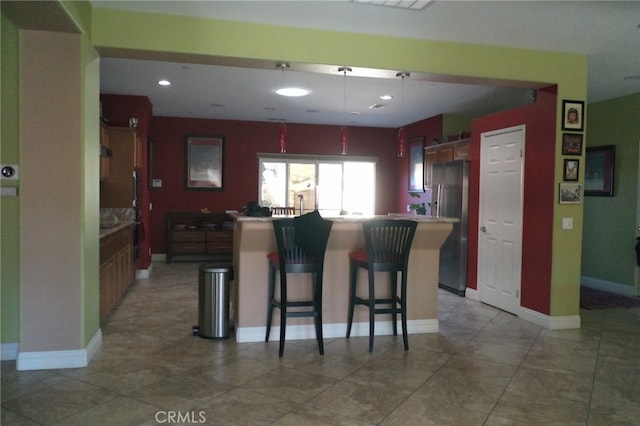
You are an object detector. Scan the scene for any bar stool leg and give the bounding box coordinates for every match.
[401,270,409,350]
[346,260,357,338]
[314,272,324,355]
[265,264,276,342]
[278,272,287,357]
[391,270,398,336]
[368,272,376,352]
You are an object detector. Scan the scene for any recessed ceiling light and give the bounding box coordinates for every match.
[276,87,310,97]
[368,103,386,110]
[158,79,171,86]
[380,95,393,100]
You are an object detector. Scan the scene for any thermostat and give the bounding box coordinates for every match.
[1,165,19,180]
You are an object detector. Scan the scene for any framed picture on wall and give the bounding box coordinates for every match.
[184,135,224,190]
[561,133,583,155]
[585,145,615,196]
[563,159,579,181]
[408,137,425,192]
[559,182,583,204]
[561,100,585,131]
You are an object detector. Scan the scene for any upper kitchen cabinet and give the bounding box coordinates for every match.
[100,126,140,208]
[424,137,470,188]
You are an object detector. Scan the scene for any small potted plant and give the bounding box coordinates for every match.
[408,192,427,215]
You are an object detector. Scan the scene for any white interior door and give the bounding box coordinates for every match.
[478,125,525,314]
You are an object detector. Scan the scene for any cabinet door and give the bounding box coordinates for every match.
[100,127,138,208]
[424,148,438,189]
[453,140,470,160]
[437,145,454,162]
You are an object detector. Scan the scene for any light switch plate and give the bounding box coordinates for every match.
[0,187,18,197]
[152,179,162,187]
[562,217,573,230]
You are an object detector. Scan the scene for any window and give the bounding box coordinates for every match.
[259,154,376,217]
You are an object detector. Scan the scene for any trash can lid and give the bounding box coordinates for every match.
[200,263,233,273]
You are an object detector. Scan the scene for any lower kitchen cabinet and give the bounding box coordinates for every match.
[100,225,135,321]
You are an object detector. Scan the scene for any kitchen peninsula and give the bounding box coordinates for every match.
[231,214,455,343]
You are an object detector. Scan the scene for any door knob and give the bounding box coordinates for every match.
[480,226,487,233]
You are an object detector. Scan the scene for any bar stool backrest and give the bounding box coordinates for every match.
[272,217,332,270]
[362,219,417,271]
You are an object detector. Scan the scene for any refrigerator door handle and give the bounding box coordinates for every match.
[436,184,443,217]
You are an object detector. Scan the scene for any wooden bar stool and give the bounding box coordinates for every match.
[346,219,417,352]
[266,212,333,357]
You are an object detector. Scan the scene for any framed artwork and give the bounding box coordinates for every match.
[563,159,579,181]
[184,135,224,190]
[408,137,425,192]
[585,145,615,196]
[561,100,585,131]
[559,182,583,204]
[561,133,583,155]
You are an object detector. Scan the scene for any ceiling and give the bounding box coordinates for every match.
[96,1,640,129]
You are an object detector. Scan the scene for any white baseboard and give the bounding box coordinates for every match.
[1,342,19,361]
[235,319,439,343]
[519,306,581,330]
[136,266,151,279]
[581,275,638,296]
[152,254,167,262]
[465,287,479,300]
[16,329,102,371]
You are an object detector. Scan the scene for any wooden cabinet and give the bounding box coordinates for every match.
[100,225,134,321]
[166,212,233,263]
[100,126,140,208]
[424,138,470,188]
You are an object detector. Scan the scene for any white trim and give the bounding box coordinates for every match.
[16,329,102,371]
[136,266,151,279]
[235,319,438,343]
[519,306,580,330]
[1,342,19,361]
[152,253,167,262]
[581,275,637,296]
[465,287,479,301]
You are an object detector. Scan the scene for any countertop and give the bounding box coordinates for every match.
[100,221,135,238]
[231,213,459,223]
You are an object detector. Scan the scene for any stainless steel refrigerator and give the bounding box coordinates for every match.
[432,160,470,295]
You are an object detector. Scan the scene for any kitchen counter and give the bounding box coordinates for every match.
[231,213,454,343]
[99,220,135,238]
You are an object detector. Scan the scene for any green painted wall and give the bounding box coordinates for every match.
[92,7,587,317]
[0,11,21,345]
[443,114,473,139]
[582,93,640,288]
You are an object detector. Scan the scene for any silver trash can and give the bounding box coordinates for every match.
[193,263,233,339]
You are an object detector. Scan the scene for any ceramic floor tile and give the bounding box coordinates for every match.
[304,378,412,424]
[380,394,490,426]
[1,375,119,424]
[199,387,298,425]
[242,365,337,404]
[488,388,589,425]
[49,396,163,426]
[3,263,640,424]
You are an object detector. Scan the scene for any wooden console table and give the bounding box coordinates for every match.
[166,212,233,263]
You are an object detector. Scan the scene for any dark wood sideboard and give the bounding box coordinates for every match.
[166,212,233,263]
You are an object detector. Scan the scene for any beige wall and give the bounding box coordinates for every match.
[20,30,84,352]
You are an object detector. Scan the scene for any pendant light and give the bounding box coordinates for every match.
[338,66,352,155]
[396,72,410,157]
[277,63,290,153]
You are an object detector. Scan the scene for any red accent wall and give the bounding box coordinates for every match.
[100,94,153,271]
[467,86,557,314]
[149,116,398,253]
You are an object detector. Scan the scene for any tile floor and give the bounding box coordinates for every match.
[2,262,639,425]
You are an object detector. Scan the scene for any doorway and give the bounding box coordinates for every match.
[477,125,525,314]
